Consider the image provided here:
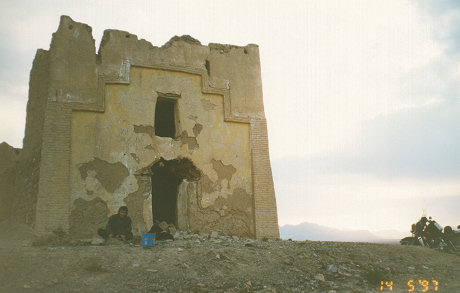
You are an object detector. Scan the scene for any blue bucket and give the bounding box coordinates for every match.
[141,233,156,247]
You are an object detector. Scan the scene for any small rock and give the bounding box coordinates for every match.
[326,264,338,273]
[182,263,190,269]
[315,273,325,282]
[168,226,176,236]
[210,231,219,238]
[216,254,221,259]
[422,265,429,270]
[146,269,158,273]
[24,285,31,289]
[232,235,239,241]
[407,266,415,271]
[90,237,105,245]
[328,290,337,293]
[177,248,184,252]
[132,263,140,267]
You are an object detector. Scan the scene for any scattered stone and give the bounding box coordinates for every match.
[132,263,140,267]
[422,265,429,270]
[407,266,415,271]
[146,269,158,273]
[210,231,219,238]
[315,273,325,282]
[23,285,31,289]
[326,264,338,273]
[232,235,239,241]
[90,237,104,245]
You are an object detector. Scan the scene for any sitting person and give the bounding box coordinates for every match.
[148,221,174,240]
[98,206,133,240]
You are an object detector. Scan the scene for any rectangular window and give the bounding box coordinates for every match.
[155,99,176,138]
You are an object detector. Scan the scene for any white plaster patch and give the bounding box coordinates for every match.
[201,191,220,209]
[108,174,139,214]
[143,192,153,231]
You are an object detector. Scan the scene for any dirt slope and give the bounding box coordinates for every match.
[0,226,458,293]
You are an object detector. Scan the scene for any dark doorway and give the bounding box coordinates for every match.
[151,163,181,225]
[155,99,176,138]
[150,158,201,227]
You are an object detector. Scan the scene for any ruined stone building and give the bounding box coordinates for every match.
[0,16,279,239]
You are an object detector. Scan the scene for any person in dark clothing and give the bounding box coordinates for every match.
[148,221,174,240]
[98,206,133,240]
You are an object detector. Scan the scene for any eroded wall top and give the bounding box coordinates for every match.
[46,15,266,118]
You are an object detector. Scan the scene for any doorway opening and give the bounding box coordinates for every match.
[150,158,201,227]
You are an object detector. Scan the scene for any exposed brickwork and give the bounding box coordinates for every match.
[251,118,280,239]
[34,102,72,235]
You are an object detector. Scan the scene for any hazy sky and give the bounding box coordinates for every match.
[1,0,459,238]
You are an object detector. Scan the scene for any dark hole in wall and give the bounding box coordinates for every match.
[150,158,201,226]
[155,100,175,138]
[205,60,210,76]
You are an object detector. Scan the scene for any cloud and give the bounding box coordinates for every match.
[416,0,460,56]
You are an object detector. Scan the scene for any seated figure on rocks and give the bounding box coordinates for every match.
[149,220,174,240]
[98,206,133,240]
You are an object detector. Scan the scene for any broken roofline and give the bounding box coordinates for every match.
[49,15,260,58]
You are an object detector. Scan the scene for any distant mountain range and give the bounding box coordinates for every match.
[279,222,403,242]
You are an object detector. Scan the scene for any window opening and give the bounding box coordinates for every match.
[155,99,176,138]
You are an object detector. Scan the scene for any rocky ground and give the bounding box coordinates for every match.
[0,220,459,293]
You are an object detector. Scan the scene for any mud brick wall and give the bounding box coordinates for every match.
[26,15,280,239]
[251,118,280,239]
[34,103,72,234]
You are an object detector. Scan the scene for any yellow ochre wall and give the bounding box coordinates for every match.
[71,67,253,236]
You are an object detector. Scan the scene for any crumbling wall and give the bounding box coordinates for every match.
[0,143,21,222]
[29,15,279,239]
[0,49,51,226]
[70,67,254,236]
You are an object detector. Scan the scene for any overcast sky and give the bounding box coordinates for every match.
[1,0,459,238]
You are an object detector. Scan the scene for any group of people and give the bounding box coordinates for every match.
[98,206,174,241]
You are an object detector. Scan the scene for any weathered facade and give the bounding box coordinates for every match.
[9,16,279,239]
